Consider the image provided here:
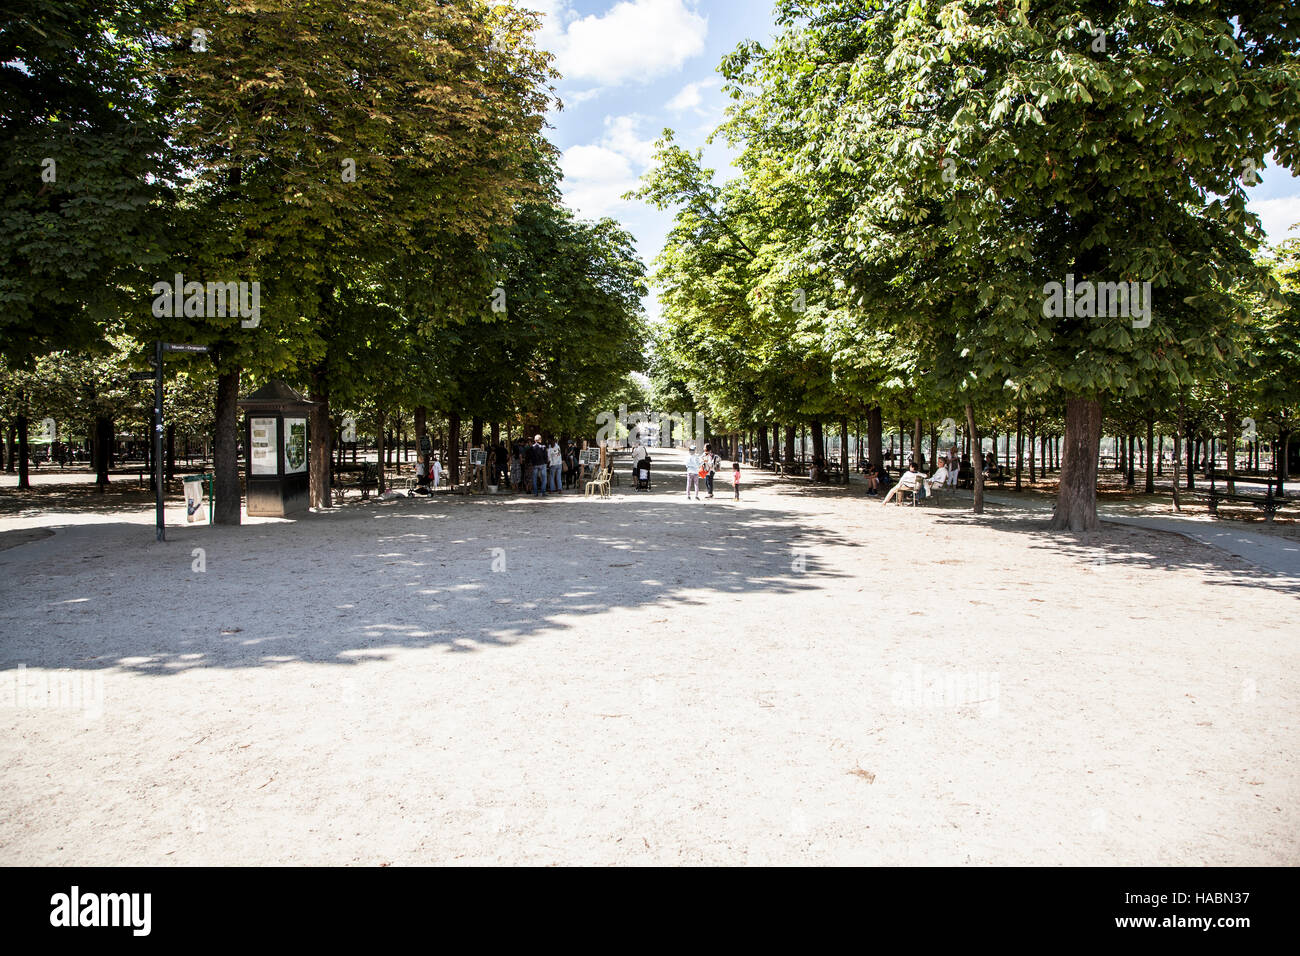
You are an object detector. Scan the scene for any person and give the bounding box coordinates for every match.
[947,446,960,488]
[547,438,562,493]
[702,443,720,498]
[432,455,443,490]
[881,460,920,505]
[731,461,741,500]
[529,434,548,496]
[495,441,510,487]
[563,442,577,489]
[877,462,893,492]
[865,462,881,495]
[738,442,746,465]
[983,451,1002,483]
[685,443,701,499]
[631,437,647,481]
[925,461,950,496]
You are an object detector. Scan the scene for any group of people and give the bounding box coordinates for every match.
[684,442,741,500]
[500,435,587,496]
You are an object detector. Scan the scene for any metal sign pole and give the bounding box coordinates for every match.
[154,340,165,542]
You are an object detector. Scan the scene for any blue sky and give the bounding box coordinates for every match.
[530,1,1300,321]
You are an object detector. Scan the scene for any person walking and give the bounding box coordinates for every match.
[685,443,701,500]
[702,443,720,498]
[432,455,443,490]
[547,438,563,493]
[529,434,549,496]
[731,460,741,500]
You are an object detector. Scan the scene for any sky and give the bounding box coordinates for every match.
[528,0,1300,322]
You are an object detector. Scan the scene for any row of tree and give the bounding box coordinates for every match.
[2,0,647,517]
[636,0,1300,529]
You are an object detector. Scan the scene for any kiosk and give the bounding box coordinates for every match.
[238,381,316,516]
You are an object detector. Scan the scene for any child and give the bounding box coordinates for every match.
[432,455,443,490]
[731,461,741,500]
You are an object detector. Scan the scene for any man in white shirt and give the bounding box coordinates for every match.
[881,462,921,505]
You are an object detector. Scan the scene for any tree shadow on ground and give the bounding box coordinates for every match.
[927,503,1300,597]
[0,481,165,518]
[0,488,854,675]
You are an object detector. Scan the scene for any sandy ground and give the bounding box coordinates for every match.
[0,450,1296,865]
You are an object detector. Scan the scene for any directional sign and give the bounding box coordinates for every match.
[163,343,210,354]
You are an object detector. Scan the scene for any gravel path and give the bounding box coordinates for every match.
[1,452,1296,865]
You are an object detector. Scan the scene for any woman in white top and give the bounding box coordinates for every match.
[547,441,563,493]
[684,444,701,500]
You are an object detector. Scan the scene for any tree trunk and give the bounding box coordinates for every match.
[1048,397,1102,531]
[309,368,332,509]
[809,421,824,481]
[868,405,883,469]
[1126,433,1135,489]
[1186,428,1196,490]
[1028,419,1037,483]
[213,369,241,525]
[5,423,15,472]
[1279,430,1291,483]
[376,411,387,493]
[758,424,769,468]
[840,418,850,484]
[912,417,923,468]
[414,406,427,461]
[17,415,30,490]
[490,421,500,448]
[1014,406,1024,491]
[472,416,484,449]
[448,413,461,485]
[965,403,984,514]
[783,425,795,467]
[1172,404,1184,512]
[1145,416,1155,493]
[94,415,111,490]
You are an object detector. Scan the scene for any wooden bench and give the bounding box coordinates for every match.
[1207,469,1290,520]
[334,462,379,499]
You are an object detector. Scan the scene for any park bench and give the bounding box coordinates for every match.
[333,462,379,499]
[1206,468,1291,520]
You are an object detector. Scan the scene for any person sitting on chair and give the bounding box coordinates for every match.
[881,462,921,505]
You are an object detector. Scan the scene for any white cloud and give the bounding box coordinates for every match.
[560,114,659,219]
[529,0,708,87]
[600,114,657,167]
[561,144,634,183]
[666,77,718,112]
[1251,195,1300,246]
[561,87,604,106]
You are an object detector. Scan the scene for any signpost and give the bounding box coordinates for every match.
[139,342,210,542]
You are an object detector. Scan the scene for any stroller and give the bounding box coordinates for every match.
[635,456,652,491]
